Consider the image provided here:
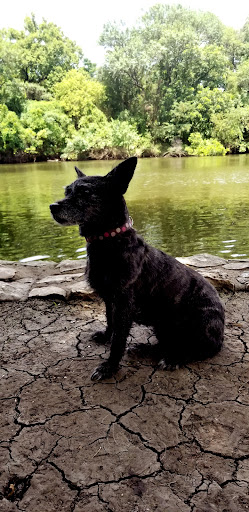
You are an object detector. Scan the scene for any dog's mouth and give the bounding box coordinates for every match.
[50,203,70,225]
[53,216,69,225]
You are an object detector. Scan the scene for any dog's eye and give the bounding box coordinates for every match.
[64,187,71,196]
[76,186,90,195]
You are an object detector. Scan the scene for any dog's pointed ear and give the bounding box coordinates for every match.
[75,166,85,178]
[107,157,137,194]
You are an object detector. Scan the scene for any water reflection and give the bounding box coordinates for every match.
[0,156,249,261]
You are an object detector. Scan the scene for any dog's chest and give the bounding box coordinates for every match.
[86,236,146,298]
[87,251,125,297]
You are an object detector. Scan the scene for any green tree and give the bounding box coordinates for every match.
[211,106,249,151]
[221,26,244,70]
[156,87,237,144]
[54,69,106,128]
[1,6,249,160]
[99,4,233,130]
[0,14,83,86]
[236,60,249,103]
[0,79,26,115]
[24,82,52,101]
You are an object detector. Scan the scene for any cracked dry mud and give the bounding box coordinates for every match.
[1,292,249,511]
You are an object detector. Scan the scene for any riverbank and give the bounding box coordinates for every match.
[0,150,245,164]
[0,150,159,164]
[1,255,249,511]
[0,253,249,301]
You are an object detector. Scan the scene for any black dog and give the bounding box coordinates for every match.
[50,157,224,381]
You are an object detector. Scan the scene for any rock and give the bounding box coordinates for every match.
[0,266,16,280]
[19,260,56,267]
[37,273,84,285]
[69,280,96,299]
[29,286,68,299]
[237,272,249,285]
[196,270,235,291]
[1,254,249,303]
[56,259,87,272]
[0,279,33,301]
[176,253,227,267]
[224,261,249,270]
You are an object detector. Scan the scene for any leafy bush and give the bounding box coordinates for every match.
[62,118,159,160]
[0,104,26,154]
[21,101,74,157]
[110,120,141,152]
[186,132,228,156]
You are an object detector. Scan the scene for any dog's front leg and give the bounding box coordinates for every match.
[91,293,132,381]
[91,300,113,344]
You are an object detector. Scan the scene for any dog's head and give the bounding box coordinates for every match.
[50,157,137,237]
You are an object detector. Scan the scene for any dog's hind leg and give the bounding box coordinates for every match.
[155,308,224,371]
[154,325,188,371]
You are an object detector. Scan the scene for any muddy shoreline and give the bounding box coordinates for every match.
[1,255,249,511]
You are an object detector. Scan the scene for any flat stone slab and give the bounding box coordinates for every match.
[37,273,84,285]
[29,286,68,299]
[0,266,16,280]
[56,259,87,272]
[0,279,33,301]
[176,253,227,267]
[1,291,249,510]
[224,261,249,270]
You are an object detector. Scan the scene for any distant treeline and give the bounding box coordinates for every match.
[1,6,249,162]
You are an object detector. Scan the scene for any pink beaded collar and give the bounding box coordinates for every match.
[86,217,133,243]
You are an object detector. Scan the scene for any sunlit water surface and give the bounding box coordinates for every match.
[0,155,249,261]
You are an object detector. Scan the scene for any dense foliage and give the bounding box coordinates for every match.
[1,7,249,161]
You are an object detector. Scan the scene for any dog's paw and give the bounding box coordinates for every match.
[158,358,180,371]
[91,330,110,345]
[91,361,116,381]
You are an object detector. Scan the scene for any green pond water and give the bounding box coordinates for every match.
[0,155,249,262]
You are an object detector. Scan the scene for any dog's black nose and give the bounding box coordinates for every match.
[50,202,60,213]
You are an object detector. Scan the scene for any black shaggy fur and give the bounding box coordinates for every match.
[50,157,225,381]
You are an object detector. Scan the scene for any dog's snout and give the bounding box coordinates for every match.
[50,202,60,212]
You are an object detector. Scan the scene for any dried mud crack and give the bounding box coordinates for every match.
[1,261,249,510]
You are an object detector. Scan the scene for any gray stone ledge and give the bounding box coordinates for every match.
[1,254,249,301]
